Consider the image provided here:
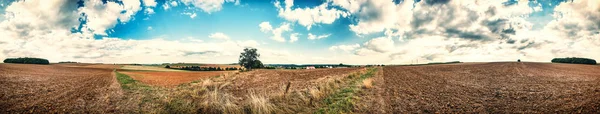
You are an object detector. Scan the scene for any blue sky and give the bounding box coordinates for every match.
[106,0,362,51]
[0,0,599,64]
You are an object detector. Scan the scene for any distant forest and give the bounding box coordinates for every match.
[551,57,597,65]
[3,57,50,65]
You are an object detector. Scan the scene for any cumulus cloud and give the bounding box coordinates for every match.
[274,0,349,30]
[307,33,331,40]
[258,21,292,42]
[362,37,394,53]
[208,32,230,40]
[181,0,238,14]
[182,12,197,19]
[0,0,290,64]
[75,0,142,35]
[290,33,299,43]
[142,0,157,7]
[163,1,178,10]
[259,22,273,32]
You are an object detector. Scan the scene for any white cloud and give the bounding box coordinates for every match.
[147,26,153,30]
[208,32,230,40]
[344,0,414,35]
[275,0,349,30]
[77,0,141,35]
[259,22,273,32]
[307,33,331,40]
[119,0,142,23]
[145,8,155,14]
[142,0,157,7]
[290,33,299,43]
[163,1,178,10]
[2,0,81,32]
[183,12,197,19]
[258,21,292,42]
[362,37,394,53]
[171,1,179,6]
[329,44,360,52]
[0,0,332,64]
[181,0,237,14]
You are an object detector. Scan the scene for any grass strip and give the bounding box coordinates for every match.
[115,71,153,91]
[316,68,377,114]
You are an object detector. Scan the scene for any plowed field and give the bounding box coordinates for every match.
[379,62,600,113]
[0,63,121,113]
[119,71,231,87]
[227,68,365,97]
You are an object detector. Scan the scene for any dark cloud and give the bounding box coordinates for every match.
[517,41,542,50]
[422,54,441,61]
[502,28,516,35]
[445,44,478,53]
[444,28,491,41]
[73,54,108,59]
[423,0,450,5]
[506,39,516,44]
[183,51,218,56]
[358,1,384,22]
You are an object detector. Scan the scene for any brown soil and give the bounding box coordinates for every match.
[53,63,122,70]
[168,64,243,69]
[0,63,122,113]
[376,62,600,113]
[226,68,365,97]
[119,71,230,87]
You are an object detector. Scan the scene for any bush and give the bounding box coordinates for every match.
[551,57,597,65]
[3,57,50,65]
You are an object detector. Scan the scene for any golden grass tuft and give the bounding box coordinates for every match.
[197,82,242,114]
[362,78,373,89]
[245,91,276,114]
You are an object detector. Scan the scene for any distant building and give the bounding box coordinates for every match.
[306,66,315,69]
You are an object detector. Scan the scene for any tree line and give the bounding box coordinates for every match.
[3,57,50,65]
[167,65,240,71]
[551,57,597,65]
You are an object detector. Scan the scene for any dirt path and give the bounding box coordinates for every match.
[379,62,600,113]
[0,64,122,113]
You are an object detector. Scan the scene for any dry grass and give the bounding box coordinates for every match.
[112,67,374,113]
[244,91,276,114]
[362,78,373,89]
[198,86,242,114]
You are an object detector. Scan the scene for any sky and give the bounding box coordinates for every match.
[0,0,598,64]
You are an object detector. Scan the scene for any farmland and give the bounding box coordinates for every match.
[374,62,600,113]
[118,71,233,87]
[0,63,121,113]
[1,62,600,113]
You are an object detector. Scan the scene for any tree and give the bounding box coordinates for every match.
[239,48,262,71]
